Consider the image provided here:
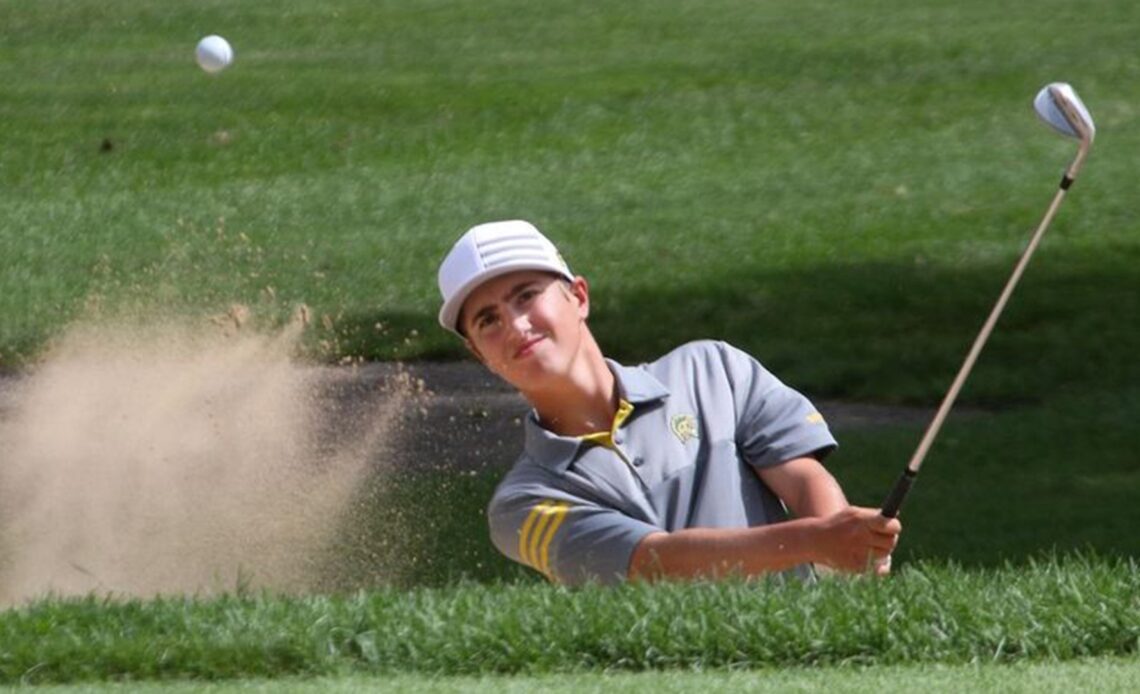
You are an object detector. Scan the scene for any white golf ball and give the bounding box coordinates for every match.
[195,35,234,74]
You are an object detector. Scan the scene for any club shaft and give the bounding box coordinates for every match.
[881,173,1078,518]
[908,184,1070,473]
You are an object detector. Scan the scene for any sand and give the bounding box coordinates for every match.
[0,314,412,606]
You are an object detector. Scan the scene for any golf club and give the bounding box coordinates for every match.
[880,82,1097,519]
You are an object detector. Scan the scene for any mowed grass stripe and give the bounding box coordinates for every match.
[2,557,1138,683]
[19,659,1140,694]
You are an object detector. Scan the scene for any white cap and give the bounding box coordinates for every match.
[437,220,573,334]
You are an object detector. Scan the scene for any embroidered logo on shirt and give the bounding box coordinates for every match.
[671,414,700,444]
[806,412,825,424]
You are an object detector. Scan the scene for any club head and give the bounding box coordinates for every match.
[1034,82,1096,143]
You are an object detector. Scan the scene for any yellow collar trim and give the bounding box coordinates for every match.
[579,399,634,449]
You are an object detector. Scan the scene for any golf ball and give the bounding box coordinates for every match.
[195,35,234,74]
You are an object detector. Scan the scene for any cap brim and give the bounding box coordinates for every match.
[438,262,574,335]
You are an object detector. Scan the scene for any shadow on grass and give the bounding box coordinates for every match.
[331,249,1140,406]
[834,387,1140,565]
[588,253,1140,406]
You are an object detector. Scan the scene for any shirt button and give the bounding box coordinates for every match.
[632,457,644,467]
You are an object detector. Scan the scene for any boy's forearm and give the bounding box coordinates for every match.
[628,505,901,580]
[627,519,824,581]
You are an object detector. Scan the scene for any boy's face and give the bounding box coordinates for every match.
[459,270,589,392]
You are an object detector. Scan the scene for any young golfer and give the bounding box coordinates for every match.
[437,220,901,585]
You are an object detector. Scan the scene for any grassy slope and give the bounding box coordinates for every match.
[1,558,1138,684]
[1,0,1138,404]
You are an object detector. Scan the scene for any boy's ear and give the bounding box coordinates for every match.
[570,276,590,319]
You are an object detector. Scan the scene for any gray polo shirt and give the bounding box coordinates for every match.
[487,340,838,585]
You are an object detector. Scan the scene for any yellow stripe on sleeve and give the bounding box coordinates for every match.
[517,500,571,574]
[517,502,547,567]
[520,501,557,567]
[526,506,557,570]
[537,502,570,577]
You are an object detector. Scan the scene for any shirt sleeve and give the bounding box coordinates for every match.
[488,489,659,586]
[716,341,838,469]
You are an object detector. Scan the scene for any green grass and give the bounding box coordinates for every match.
[9,659,1140,693]
[1,557,1137,684]
[2,0,1138,404]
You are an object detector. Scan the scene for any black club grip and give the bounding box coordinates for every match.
[880,468,917,518]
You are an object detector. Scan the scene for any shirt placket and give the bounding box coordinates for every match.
[610,432,650,492]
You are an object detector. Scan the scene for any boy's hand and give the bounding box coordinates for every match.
[813,506,901,574]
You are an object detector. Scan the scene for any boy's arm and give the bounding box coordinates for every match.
[756,456,848,518]
[627,505,900,580]
[758,456,896,574]
[629,457,898,581]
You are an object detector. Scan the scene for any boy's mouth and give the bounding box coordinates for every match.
[514,335,546,359]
